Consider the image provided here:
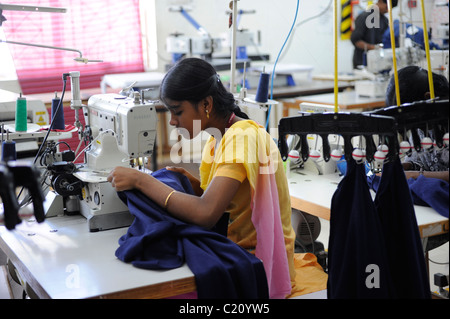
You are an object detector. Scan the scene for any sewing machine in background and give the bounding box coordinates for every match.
[285,103,345,175]
[165,6,223,66]
[45,73,158,231]
[354,47,449,98]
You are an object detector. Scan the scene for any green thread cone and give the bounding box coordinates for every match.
[15,96,27,132]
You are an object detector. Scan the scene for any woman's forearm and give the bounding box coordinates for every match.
[133,171,225,228]
[355,40,376,50]
[108,167,239,228]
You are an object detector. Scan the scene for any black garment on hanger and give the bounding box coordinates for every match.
[327,159,393,298]
[374,158,430,298]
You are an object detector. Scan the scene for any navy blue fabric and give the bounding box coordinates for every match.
[115,168,269,299]
[368,173,449,218]
[327,159,393,298]
[374,158,430,298]
[329,158,430,298]
[408,175,449,218]
[366,173,381,192]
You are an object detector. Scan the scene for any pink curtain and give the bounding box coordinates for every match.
[2,0,144,94]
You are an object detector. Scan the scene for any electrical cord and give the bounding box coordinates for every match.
[265,0,300,131]
[33,73,69,165]
[278,0,333,63]
[16,73,69,207]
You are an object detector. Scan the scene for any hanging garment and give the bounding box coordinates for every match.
[374,158,431,298]
[327,159,393,298]
[115,168,269,299]
[408,175,449,218]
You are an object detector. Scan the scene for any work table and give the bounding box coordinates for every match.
[0,215,195,299]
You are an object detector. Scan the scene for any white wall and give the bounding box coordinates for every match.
[1,0,444,91]
[153,0,355,74]
[151,0,443,75]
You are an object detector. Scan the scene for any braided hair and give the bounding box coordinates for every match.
[160,57,249,120]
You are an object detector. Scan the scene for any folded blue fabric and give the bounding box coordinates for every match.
[368,173,449,218]
[408,175,449,218]
[115,168,268,299]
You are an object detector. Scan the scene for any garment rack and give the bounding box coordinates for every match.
[278,112,398,163]
[367,99,449,151]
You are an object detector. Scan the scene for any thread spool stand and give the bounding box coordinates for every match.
[235,65,278,110]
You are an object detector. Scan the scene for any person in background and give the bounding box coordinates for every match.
[351,0,398,69]
[381,20,441,51]
[385,65,449,182]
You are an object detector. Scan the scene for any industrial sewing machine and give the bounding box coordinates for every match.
[45,74,158,232]
[166,6,223,65]
[354,46,449,98]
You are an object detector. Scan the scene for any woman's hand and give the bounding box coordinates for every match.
[166,166,203,196]
[107,166,142,191]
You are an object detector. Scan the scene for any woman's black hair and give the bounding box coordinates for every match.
[385,65,449,106]
[160,57,249,119]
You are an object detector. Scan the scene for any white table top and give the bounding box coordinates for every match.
[101,72,165,92]
[288,170,449,238]
[0,215,194,299]
[291,90,385,110]
[1,169,446,299]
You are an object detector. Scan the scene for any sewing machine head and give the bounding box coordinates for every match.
[57,91,159,232]
[82,92,157,170]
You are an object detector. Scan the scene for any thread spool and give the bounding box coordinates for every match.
[51,92,65,130]
[15,93,28,132]
[1,141,17,162]
[1,129,16,162]
[255,70,270,103]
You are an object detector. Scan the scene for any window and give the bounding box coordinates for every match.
[1,0,144,94]
[0,29,17,80]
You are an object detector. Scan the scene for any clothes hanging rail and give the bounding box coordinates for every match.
[278,112,398,163]
[367,99,449,151]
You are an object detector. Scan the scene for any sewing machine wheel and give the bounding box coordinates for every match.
[51,173,82,197]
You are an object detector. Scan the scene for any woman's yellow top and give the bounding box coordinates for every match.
[199,120,297,291]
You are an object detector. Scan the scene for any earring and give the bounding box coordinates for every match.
[206,109,209,119]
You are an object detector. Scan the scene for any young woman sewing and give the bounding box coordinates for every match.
[107,58,326,298]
